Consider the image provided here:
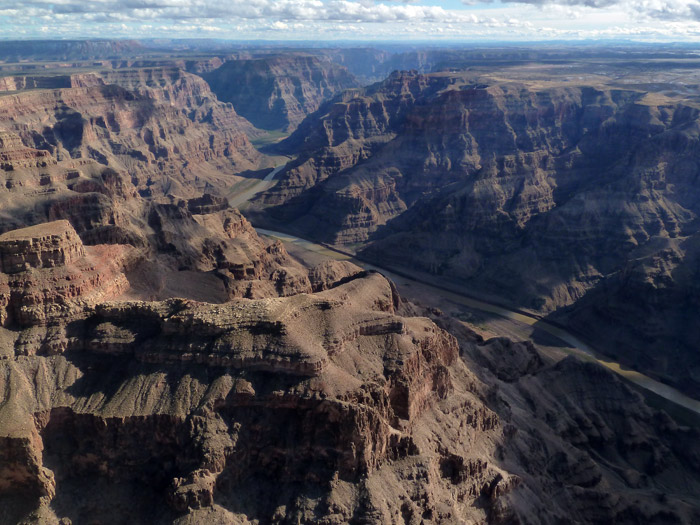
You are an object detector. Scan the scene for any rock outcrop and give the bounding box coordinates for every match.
[1,272,698,524]
[145,200,313,300]
[0,221,85,274]
[0,221,132,328]
[0,273,463,523]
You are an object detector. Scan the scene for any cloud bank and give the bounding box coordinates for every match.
[0,0,698,40]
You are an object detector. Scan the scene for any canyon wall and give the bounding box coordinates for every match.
[0,67,260,197]
[202,55,359,131]
[2,272,698,524]
[252,69,700,396]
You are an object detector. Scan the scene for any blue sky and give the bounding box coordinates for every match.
[1,1,699,41]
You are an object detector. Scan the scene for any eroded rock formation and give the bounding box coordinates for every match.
[252,68,700,396]
[1,273,698,524]
[0,75,308,307]
[0,67,260,197]
[0,220,132,329]
[202,55,359,131]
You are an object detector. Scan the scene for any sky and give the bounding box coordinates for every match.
[1,0,700,42]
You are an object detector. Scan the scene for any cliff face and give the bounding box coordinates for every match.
[552,233,700,397]
[1,273,698,524]
[0,139,313,311]
[252,70,700,396]
[0,66,297,301]
[261,71,654,242]
[0,272,460,523]
[0,67,260,197]
[202,55,359,131]
[0,220,132,329]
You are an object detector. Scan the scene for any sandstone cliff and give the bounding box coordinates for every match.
[0,67,260,198]
[0,220,132,329]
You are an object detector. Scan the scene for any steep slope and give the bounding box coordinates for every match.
[251,69,700,396]
[1,272,698,524]
[0,68,260,198]
[552,233,700,397]
[0,131,311,307]
[0,220,132,328]
[202,55,359,132]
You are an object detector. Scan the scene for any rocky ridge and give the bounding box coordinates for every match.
[1,271,698,524]
[0,220,132,330]
[0,144,318,309]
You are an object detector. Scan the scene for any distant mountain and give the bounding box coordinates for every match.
[0,39,145,61]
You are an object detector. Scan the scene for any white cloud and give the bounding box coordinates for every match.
[476,0,700,22]
[0,0,699,40]
[0,1,453,23]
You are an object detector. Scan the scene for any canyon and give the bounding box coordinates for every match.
[251,62,700,399]
[0,42,698,524]
[202,54,359,132]
[0,67,261,197]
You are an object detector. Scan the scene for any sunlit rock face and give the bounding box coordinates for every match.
[0,67,260,198]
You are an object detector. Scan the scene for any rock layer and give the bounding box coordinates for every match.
[1,273,698,524]
[0,221,85,274]
[0,67,260,197]
[0,221,132,328]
